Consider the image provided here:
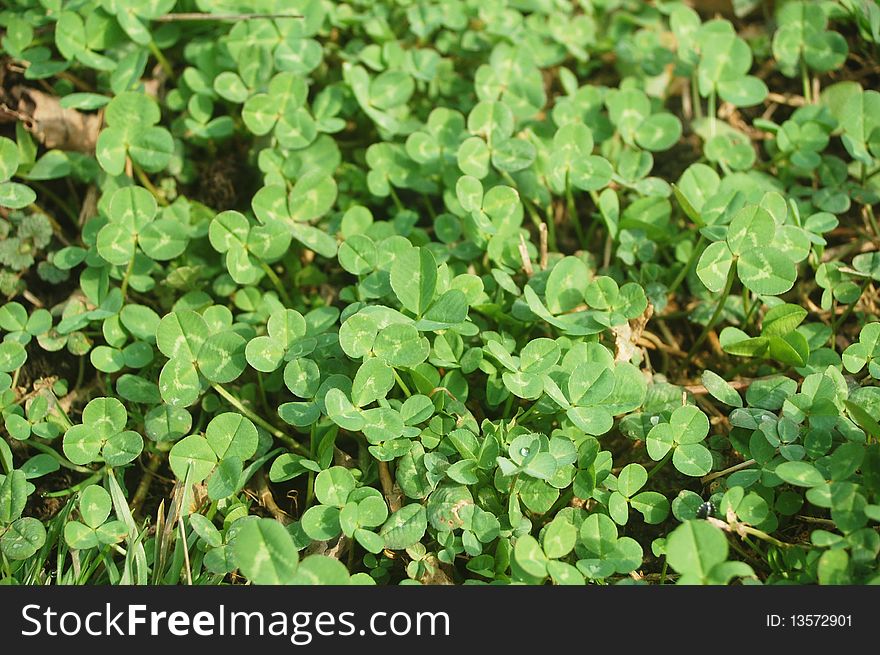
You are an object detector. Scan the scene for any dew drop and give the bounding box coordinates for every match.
[650,415,660,426]
[520,447,530,457]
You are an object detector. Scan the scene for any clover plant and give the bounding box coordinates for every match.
[0,0,878,587]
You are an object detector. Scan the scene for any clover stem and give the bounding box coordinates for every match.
[668,234,705,296]
[691,76,703,120]
[388,185,404,213]
[132,163,167,206]
[516,402,539,425]
[205,500,219,522]
[686,256,737,364]
[831,277,869,342]
[565,174,586,248]
[543,202,558,253]
[722,359,754,381]
[259,260,293,306]
[522,193,544,232]
[700,458,756,484]
[727,535,759,564]
[28,440,95,474]
[392,368,411,398]
[502,170,545,236]
[502,393,514,420]
[421,193,437,220]
[256,372,273,420]
[659,558,668,585]
[42,471,105,497]
[646,449,673,480]
[708,89,717,138]
[740,525,794,549]
[31,182,79,226]
[120,253,136,300]
[131,452,164,518]
[148,40,175,79]
[742,292,762,331]
[305,423,316,509]
[800,57,812,103]
[864,202,880,240]
[75,354,85,391]
[545,489,574,518]
[211,384,309,456]
[584,214,599,248]
[153,12,303,22]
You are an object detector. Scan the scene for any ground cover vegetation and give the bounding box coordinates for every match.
[1,0,879,585]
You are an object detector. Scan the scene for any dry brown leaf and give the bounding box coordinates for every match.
[612,302,654,363]
[78,184,99,227]
[418,555,454,585]
[5,86,101,152]
[518,233,534,276]
[378,461,404,512]
[333,446,357,468]
[304,534,350,560]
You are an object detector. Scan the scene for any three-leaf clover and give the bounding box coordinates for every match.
[646,405,713,477]
[63,485,127,549]
[63,397,143,466]
[96,91,174,175]
[300,466,389,553]
[696,200,803,297]
[773,2,848,77]
[156,310,247,406]
[606,463,670,526]
[696,19,768,108]
[169,412,259,500]
[97,187,189,269]
[576,512,644,580]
